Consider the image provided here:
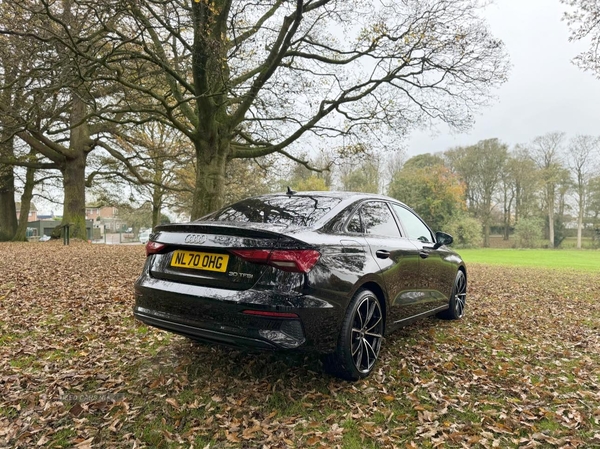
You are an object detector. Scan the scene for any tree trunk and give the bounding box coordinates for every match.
[58,93,91,240]
[514,181,521,224]
[151,161,164,229]
[483,222,490,247]
[191,143,228,219]
[577,211,583,249]
[482,199,491,247]
[61,150,88,239]
[0,60,18,241]
[0,163,18,241]
[577,186,584,249]
[547,187,555,248]
[13,165,36,242]
[151,200,161,229]
[503,188,512,241]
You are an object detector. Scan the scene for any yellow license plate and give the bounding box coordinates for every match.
[171,250,229,272]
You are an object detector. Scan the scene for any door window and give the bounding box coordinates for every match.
[391,204,433,243]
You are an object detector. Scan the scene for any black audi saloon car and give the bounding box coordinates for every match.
[134,191,467,380]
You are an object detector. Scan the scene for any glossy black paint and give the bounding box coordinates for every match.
[133,192,466,354]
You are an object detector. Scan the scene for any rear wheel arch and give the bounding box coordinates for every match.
[459,265,467,281]
[439,267,467,320]
[458,265,467,297]
[456,264,467,289]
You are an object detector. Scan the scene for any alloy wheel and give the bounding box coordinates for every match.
[350,295,383,374]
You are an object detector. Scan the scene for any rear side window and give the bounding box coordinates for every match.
[346,212,363,233]
[360,202,401,238]
[206,195,341,227]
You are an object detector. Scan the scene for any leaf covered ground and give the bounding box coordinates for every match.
[0,242,599,448]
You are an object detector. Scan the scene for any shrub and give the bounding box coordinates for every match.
[514,217,544,248]
[443,214,483,248]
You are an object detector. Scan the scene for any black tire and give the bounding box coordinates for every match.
[439,270,467,320]
[324,289,384,381]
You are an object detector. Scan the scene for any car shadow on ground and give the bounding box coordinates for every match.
[160,315,443,387]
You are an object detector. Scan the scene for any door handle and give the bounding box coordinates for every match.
[419,250,430,259]
[376,250,390,259]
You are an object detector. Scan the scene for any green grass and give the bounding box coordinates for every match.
[10,355,38,369]
[0,332,18,344]
[457,248,600,271]
[48,428,77,448]
[0,405,19,419]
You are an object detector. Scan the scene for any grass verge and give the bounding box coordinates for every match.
[457,248,600,271]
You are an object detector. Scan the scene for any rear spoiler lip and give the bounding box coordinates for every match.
[156,222,291,238]
[152,222,312,248]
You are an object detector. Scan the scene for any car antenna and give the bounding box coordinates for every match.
[286,186,297,195]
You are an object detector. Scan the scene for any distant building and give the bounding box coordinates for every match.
[85,204,125,232]
[36,212,55,220]
[85,204,118,221]
[27,219,94,239]
[15,202,38,222]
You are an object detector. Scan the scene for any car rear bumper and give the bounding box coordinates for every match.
[133,274,342,352]
[134,308,281,349]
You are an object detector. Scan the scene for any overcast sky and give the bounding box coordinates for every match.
[405,0,600,157]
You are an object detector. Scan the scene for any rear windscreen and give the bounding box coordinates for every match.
[205,195,342,227]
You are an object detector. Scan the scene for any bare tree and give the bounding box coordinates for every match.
[88,121,195,229]
[383,150,407,193]
[529,132,566,248]
[588,176,600,237]
[568,135,600,248]
[445,139,507,247]
[0,7,32,240]
[11,147,61,241]
[499,159,515,241]
[25,0,509,218]
[563,0,600,78]
[0,1,109,238]
[507,145,541,224]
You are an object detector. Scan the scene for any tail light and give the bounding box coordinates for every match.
[145,241,166,256]
[230,249,320,273]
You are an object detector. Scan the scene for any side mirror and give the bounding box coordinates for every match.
[433,231,453,249]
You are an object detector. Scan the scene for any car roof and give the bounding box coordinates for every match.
[254,191,409,208]
[245,191,412,227]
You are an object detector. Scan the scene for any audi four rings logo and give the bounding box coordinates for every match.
[184,234,207,244]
